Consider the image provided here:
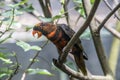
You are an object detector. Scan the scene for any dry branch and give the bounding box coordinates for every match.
[38,0,52,18]
[103,0,120,21]
[82,0,114,79]
[59,0,101,63]
[98,3,120,32]
[95,17,120,39]
[53,59,112,80]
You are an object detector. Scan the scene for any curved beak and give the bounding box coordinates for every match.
[32,30,42,38]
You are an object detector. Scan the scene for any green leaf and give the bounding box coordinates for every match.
[8,4,16,8]
[52,15,64,21]
[0,52,7,58]
[60,0,65,4]
[73,0,86,18]
[29,58,39,62]
[19,4,34,12]
[2,9,23,17]
[0,52,14,59]
[0,73,7,78]
[1,17,10,21]
[8,0,28,8]
[90,0,95,4]
[0,33,13,44]
[73,0,82,4]
[59,7,65,15]
[16,41,41,52]
[30,46,41,51]
[25,26,32,31]
[1,10,12,17]
[39,16,52,23]
[27,68,53,76]
[14,9,23,16]
[0,67,13,75]
[39,15,64,22]
[75,6,86,18]
[19,0,28,5]
[0,57,13,64]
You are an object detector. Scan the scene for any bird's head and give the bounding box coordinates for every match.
[32,22,57,38]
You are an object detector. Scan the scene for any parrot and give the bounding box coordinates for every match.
[32,22,88,75]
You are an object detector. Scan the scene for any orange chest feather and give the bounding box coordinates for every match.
[55,38,68,50]
[47,30,68,51]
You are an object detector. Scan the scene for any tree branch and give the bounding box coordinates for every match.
[103,0,120,21]
[63,0,70,25]
[59,0,101,63]
[98,3,120,32]
[6,52,20,80]
[82,0,114,78]
[95,17,120,39]
[53,59,112,80]
[38,0,52,18]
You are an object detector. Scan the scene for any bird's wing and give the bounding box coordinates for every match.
[57,24,75,38]
[57,24,88,60]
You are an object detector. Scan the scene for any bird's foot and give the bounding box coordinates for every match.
[58,55,66,64]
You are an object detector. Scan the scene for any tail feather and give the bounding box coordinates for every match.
[74,53,87,75]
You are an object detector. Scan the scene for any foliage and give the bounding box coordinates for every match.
[0,0,119,80]
[73,0,86,18]
[0,52,15,78]
[0,0,96,79]
[16,41,41,52]
[27,68,53,76]
[0,0,51,79]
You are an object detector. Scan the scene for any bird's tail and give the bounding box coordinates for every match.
[74,53,87,75]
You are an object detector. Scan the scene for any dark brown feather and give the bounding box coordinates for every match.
[57,24,87,75]
[33,23,88,75]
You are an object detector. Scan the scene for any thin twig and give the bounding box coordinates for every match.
[98,3,120,32]
[103,0,120,21]
[0,8,15,38]
[26,40,49,69]
[6,52,20,80]
[25,40,49,69]
[12,0,40,20]
[63,0,70,25]
[95,17,120,39]
[59,0,101,63]
[81,0,88,17]
[21,40,49,80]
[56,5,80,24]
[74,14,82,26]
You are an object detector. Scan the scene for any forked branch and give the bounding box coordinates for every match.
[59,0,101,63]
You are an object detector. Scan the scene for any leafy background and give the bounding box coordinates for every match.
[0,0,119,80]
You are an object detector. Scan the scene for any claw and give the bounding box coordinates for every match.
[32,30,42,38]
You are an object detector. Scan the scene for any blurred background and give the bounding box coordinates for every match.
[0,0,120,80]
